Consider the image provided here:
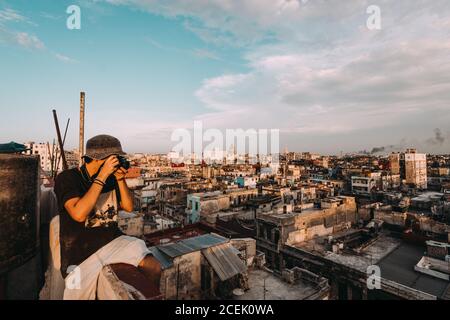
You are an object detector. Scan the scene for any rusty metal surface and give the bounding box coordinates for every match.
[0,154,39,275]
[109,263,162,300]
[202,243,247,281]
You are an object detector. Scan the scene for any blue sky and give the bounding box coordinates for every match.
[1,0,450,154]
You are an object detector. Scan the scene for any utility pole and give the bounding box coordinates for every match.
[52,110,68,172]
[55,118,70,175]
[47,142,53,177]
[79,92,85,165]
[51,139,57,177]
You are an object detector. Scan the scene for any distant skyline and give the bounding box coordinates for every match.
[1,0,450,155]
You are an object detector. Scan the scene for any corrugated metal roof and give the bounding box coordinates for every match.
[148,247,173,269]
[157,242,196,258]
[157,233,228,258]
[202,243,247,281]
[182,233,227,249]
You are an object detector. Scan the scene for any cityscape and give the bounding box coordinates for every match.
[3,136,450,301]
[1,0,450,309]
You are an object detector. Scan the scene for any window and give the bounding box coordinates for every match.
[273,229,280,244]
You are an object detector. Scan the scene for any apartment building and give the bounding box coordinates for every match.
[390,149,427,189]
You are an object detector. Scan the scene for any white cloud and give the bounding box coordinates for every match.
[15,32,45,50]
[195,38,450,133]
[103,0,312,45]
[145,36,221,62]
[95,1,450,152]
[0,8,78,63]
[0,8,44,50]
[54,53,77,63]
[0,8,27,23]
[0,27,45,50]
[192,48,220,60]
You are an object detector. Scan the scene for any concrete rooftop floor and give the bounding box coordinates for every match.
[377,242,450,298]
[234,268,320,300]
[295,231,450,298]
[294,231,402,272]
[324,234,401,272]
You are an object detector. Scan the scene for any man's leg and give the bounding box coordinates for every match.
[138,255,162,289]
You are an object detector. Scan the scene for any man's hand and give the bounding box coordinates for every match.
[97,156,119,182]
[114,167,128,181]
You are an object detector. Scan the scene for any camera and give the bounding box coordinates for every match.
[117,155,130,170]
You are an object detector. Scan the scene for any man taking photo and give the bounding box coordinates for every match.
[54,134,161,299]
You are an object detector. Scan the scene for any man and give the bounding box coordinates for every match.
[54,134,161,294]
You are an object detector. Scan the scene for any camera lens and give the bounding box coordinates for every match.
[118,156,130,170]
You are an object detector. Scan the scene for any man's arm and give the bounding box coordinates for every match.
[115,168,134,212]
[64,157,119,222]
[64,185,103,223]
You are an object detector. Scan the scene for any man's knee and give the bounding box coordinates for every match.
[139,255,162,275]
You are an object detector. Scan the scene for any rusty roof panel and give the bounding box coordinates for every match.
[202,243,247,281]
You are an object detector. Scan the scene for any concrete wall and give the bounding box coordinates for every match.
[256,197,357,248]
[160,251,202,300]
[126,177,144,189]
[358,203,382,222]
[118,212,144,237]
[417,216,447,235]
[231,238,257,267]
[286,224,336,245]
[287,197,357,244]
[414,256,449,281]
[374,208,406,227]
[201,197,230,216]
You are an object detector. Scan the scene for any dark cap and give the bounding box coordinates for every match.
[84,134,126,160]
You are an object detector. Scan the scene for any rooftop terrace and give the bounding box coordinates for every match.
[233,268,328,300]
[293,231,401,272]
[377,242,450,298]
[291,230,450,299]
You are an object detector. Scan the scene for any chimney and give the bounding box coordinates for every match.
[79,92,85,165]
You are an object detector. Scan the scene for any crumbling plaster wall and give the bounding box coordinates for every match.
[160,251,202,300]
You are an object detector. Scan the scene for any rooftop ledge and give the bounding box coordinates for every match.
[99,264,162,300]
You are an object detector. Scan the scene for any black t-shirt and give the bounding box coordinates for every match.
[54,168,123,277]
